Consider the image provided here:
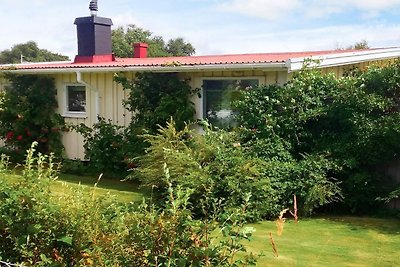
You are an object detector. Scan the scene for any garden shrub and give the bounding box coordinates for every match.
[75,117,135,176]
[114,72,197,132]
[75,72,197,175]
[234,61,400,214]
[0,143,70,265]
[74,61,400,216]
[134,119,341,219]
[0,74,65,159]
[0,143,260,266]
[122,184,259,266]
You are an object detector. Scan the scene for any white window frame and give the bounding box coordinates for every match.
[63,84,87,118]
[200,76,265,121]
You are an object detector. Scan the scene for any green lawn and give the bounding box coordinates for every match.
[56,173,146,203]
[2,172,400,266]
[2,171,145,203]
[246,217,400,266]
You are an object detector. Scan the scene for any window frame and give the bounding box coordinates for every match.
[200,77,264,126]
[63,84,87,118]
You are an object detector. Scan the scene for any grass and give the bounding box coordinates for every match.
[2,171,400,266]
[56,173,146,203]
[54,173,400,266]
[246,217,400,266]
[2,171,145,203]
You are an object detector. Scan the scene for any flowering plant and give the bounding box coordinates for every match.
[0,74,65,157]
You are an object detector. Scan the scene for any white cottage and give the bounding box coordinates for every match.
[1,4,400,159]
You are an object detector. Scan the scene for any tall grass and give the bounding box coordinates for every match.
[0,144,261,266]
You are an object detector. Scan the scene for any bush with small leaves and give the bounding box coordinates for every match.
[0,143,262,266]
[0,74,65,159]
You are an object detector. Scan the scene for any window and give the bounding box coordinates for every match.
[202,79,259,128]
[65,85,86,115]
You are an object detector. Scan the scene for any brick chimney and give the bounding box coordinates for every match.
[74,1,114,63]
[133,43,149,58]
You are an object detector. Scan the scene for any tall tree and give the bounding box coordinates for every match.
[0,41,69,64]
[112,25,195,58]
[347,40,369,50]
[166,38,195,57]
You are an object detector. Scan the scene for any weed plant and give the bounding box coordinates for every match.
[0,143,260,266]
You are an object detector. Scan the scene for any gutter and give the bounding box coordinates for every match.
[287,47,400,72]
[2,47,400,75]
[76,71,99,122]
[0,62,288,75]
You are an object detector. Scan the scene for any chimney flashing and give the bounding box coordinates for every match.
[74,54,115,63]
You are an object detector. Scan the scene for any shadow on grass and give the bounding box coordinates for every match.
[324,215,400,235]
[58,173,140,192]
[57,173,151,203]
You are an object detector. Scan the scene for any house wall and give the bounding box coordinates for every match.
[0,58,395,159]
[53,72,133,159]
[0,72,133,159]
[53,69,289,159]
[186,69,287,121]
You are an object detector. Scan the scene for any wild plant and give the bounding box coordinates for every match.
[0,143,64,265]
[1,143,263,266]
[0,153,10,173]
[270,196,300,258]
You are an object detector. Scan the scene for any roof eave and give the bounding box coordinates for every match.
[287,48,400,72]
[0,62,287,75]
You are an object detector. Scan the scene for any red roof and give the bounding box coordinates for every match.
[0,49,375,71]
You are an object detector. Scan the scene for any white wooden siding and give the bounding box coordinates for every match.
[0,58,396,159]
[54,72,132,159]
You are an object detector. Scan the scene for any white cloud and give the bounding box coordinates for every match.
[190,23,400,55]
[220,0,400,20]
[335,0,400,10]
[306,0,400,17]
[112,13,140,28]
[219,0,302,20]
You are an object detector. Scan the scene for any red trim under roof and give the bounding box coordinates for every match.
[0,49,372,70]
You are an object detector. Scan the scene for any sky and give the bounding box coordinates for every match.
[1,0,400,60]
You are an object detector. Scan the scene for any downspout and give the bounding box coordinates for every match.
[76,71,99,122]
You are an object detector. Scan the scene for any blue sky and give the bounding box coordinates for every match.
[1,0,400,60]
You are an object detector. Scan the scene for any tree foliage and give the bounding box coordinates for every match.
[76,58,400,216]
[136,119,342,220]
[75,72,197,175]
[347,40,369,50]
[0,74,65,157]
[166,38,196,56]
[114,72,197,132]
[0,41,69,64]
[235,61,400,213]
[112,25,195,58]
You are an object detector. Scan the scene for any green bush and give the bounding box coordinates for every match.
[0,143,260,266]
[74,72,197,175]
[0,143,71,265]
[135,120,341,219]
[75,117,137,176]
[234,62,400,214]
[0,74,65,159]
[114,72,197,132]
